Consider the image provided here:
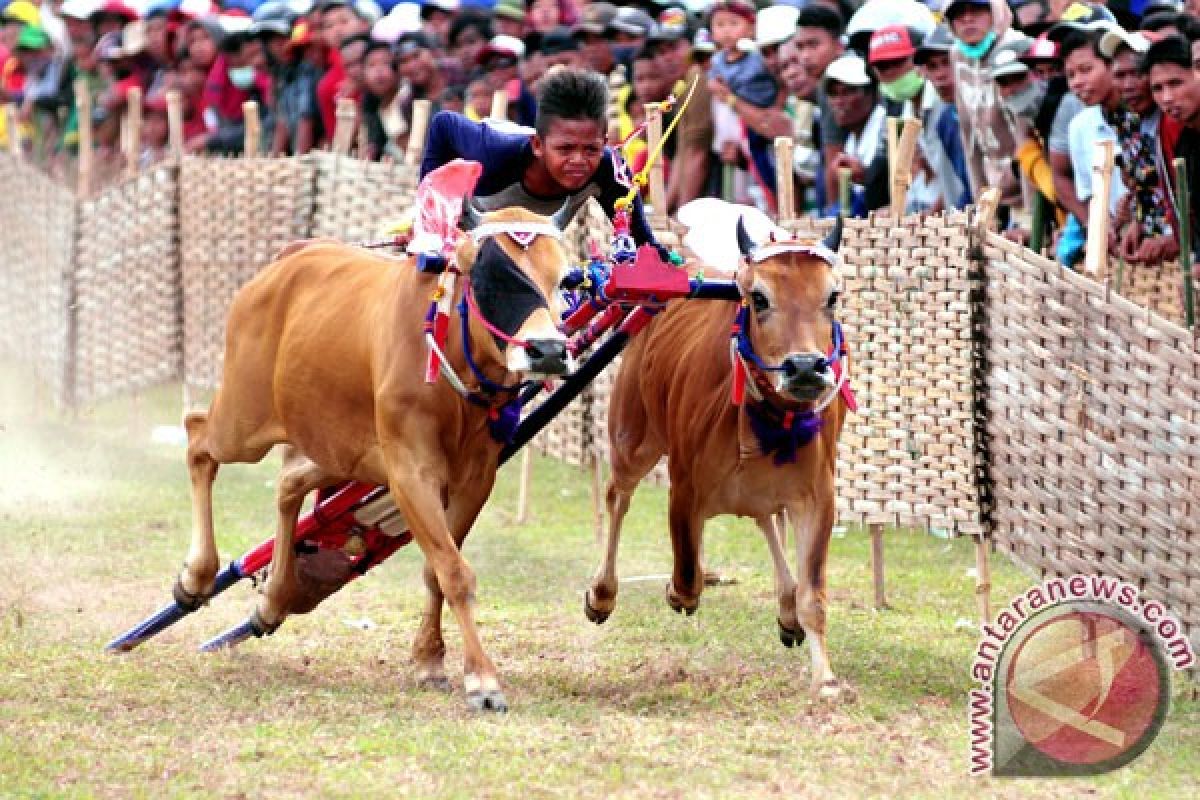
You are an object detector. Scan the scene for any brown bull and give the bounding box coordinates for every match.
[177,205,574,712]
[585,217,851,700]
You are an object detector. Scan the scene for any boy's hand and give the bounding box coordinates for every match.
[831,153,865,185]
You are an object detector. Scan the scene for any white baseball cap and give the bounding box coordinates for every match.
[756,4,799,50]
[823,53,872,89]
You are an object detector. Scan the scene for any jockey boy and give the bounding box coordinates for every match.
[419,67,666,256]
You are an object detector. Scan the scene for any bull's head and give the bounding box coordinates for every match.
[458,201,575,379]
[735,215,843,403]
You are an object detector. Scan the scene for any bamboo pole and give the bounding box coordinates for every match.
[332,96,357,155]
[886,116,900,203]
[490,88,508,120]
[74,80,93,198]
[774,136,795,223]
[646,104,667,225]
[242,100,260,157]
[4,103,20,157]
[1029,189,1047,255]
[1083,139,1115,275]
[516,448,532,523]
[869,522,887,610]
[404,98,432,166]
[837,166,851,215]
[890,118,921,220]
[974,535,992,627]
[124,87,142,178]
[1173,157,1196,328]
[166,89,184,161]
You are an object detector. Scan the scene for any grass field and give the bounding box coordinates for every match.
[0,368,1196,798]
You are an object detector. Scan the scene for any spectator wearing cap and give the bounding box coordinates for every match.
[421,0,459,48]
[269,20,324,155]
[573,1,616,76]
[1101,27,1176,263]
[916,26,971,211]
[538,26,582,72]
[396,32,447,113]
[823,53,888,215]
[493,0,526,39]
[947,0,1027,214]
[92,1,138,40]
[707,0,781,200]
[607,5,655,70]
[360,39,406,161]
[1024,34,1064,82]
[867,24,934,118]
[419,67,666,253]
[756,4,799,80]
[316,1,369,145]
[1141,34,1200,271]
[479,34,536,127]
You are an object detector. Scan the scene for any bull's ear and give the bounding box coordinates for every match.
[735,260,756,297]
[550,197,572,230]
[461,199,483,232]
[735,215,757,260]
[822,214,843,254]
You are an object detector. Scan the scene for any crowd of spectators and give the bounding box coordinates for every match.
[3,0,1200,270]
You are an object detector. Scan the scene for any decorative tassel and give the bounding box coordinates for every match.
[425,310,449,384]
[731,352,747,406]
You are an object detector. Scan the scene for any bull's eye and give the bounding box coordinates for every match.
[750,289,771,314]
[826,289,841,311]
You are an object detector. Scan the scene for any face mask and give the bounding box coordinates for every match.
[1003,78,1046,120]
[228,65,256,90]
[880,70,925,103]
[956,31,997,61]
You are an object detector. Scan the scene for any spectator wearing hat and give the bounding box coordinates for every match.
[420,67,666,253]
[574,1,616,76]
[607,5,655,70]
[493,0,527,39]
[1100,27,1176,264]
[947,0,1028,215]
[421,0,459,48]
[916,26,971,211]
[538,26,582,72]
[92,1,137,40]
[823,53,888,215]
[479,34,535,127]
[707,0,781,200]
[867,24,936,119]
[1023,33,1064,83]
[755,4,799,80]
[269,20,324,155]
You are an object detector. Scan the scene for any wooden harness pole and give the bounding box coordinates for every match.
[869,522,887,609]
[515,449,532,523]
[774,136,796,223]
[124,86,142,179]
[242,101,260,157]
[1083,139,1116,275]
[404,98,432,167]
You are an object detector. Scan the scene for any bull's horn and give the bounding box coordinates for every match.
[461,200,483,231]
[735,215,757,259]
[550,197,573,230]
[822,214,843,254]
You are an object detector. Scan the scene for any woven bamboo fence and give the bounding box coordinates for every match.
[310,153,420,242]
[0,154,77,406]
[179,156,317,390]
[981,231,1200,653]
[73,164,181,406]
[1092,256,1199,328]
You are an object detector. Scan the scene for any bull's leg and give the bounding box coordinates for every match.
[179,412,221,605]
[584,481,635,624]
[254,453,338,632]
[755,514,801,647]
[788,498,843,701]
[665,485,705,615]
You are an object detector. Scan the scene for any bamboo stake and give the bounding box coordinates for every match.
[124,87,142,178]
[869,523,887,609]
[1173,158,1196,328]
[1030,189,1047,255]
[646,104,667,225]
[890,117,921,221]
[516,448,532,523]
[490,89,508,120]
[242,101,260,157]
[332,96,357,155]
[774,136,795,223]
[837,166,851,215]
[404,98,432,166]
[74,80,93,198]
[1083,139,1115,275]
[4,103,20,157]
[166,89,184,161]
[974,535,992,627]
[886,116,900,203]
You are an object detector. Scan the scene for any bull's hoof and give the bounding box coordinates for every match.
[665,583,698,616]
[416,672,452,693]
[583,591,611,625]
[466,689,508,713]
[172,574,212,612]
[778,619,806,648]
[811,679,855,705]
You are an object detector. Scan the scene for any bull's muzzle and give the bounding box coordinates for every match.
[523,337,571,377]
[780,352,835,400]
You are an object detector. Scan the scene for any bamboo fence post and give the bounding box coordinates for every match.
[404,98,432,166]
[1029,189,1046,255]
[886,116,900,204]
[890,117,921,220]
[516,448,532,523]
[837,166,851,215]
[124,86,142,178]
[869,522,887,610]
[974,535,992,627]
[490,89,508,120]
[74,80,93,197]
[1083,139,1115,275]
[1172,157,1196,327]
[4,103,20,157]
[242,101,260,157]
[774,136,795,223]
[332,96,357,155]
[166,89,184,161]
[646,103,667,225]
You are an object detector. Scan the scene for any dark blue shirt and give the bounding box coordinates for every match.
[420,111,659,248]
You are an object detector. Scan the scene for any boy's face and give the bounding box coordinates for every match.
[710,10,752,51]
[1150,61,1200,128]
[1064,45,1113,108]
[532,117,605,192]
[794,26,841,82]
[920,52,955,103]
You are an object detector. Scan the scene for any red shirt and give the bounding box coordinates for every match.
[316,48,344,144]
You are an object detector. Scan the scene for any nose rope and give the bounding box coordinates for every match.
[464,281,530,349]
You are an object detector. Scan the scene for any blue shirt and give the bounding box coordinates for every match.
[420,111,659,248]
